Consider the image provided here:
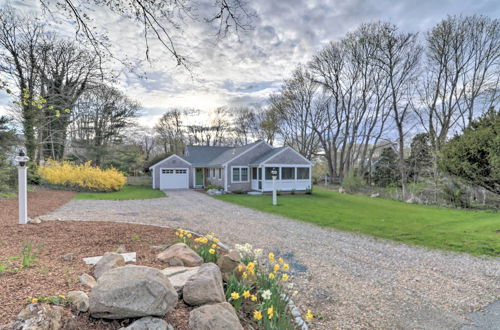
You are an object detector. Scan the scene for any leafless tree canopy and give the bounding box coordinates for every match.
[38,0,256,68]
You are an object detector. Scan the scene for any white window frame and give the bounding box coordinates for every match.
[212,168,216,178]
[231,166,249,183]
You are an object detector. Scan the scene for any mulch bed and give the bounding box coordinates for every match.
[0,189,189,329]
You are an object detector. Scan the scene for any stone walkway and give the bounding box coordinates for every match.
[44,190,500,329]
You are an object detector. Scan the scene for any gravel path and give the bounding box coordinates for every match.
[44,190,500,329]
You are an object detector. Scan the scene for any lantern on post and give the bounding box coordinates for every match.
[15,149,29,224]
[271,167,278,206]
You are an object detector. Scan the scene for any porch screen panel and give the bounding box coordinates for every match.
[297,167,310,179]
[282,167,295,180]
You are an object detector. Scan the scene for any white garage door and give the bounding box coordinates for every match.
[160,168,189,189]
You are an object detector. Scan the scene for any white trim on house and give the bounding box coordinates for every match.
[256,164,312,192]
[222,141,270,167]
[152,168,155,189]
[262,146,313,166]
[149,154,191,169]
[231,166,250,183]
[224,165,228,191]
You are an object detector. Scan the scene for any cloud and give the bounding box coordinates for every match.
[0,0,499,127]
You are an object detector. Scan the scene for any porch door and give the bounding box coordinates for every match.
[251,167,262,191]
[195,168,204,186]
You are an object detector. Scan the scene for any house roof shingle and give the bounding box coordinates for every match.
[183,140,263,166]
[249,147,286,165]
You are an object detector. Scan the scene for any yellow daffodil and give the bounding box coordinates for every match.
[274,264,280,272]
[267,306,274,319]
[31,298,38,303]
[213,237,219,243]
[268,252,275,263]
[282,274,289,281]
[283,263,290,272]
[242,272,248,279]
[250,294,257,301]
[253,310,262,320]
[231,292,240,300]
[209,248,216,255]
[59,295,65,299]
[237,264,244,272]
[175,232,180,236]
[211,244,217,249]
[243,290,251,299]
[278,257,284,264]
[268,272,275,280]
[305,310,314,321]
[187,233,192,238]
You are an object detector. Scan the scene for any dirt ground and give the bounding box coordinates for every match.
[0,189,189,329]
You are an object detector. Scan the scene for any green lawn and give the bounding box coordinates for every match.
[216,188,500,257]
[74,185,165,200]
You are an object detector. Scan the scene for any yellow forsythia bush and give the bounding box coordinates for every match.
[38,160,126,192]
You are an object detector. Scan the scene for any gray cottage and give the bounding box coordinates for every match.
[149,140,313,192]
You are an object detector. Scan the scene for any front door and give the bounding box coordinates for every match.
[195,168,204,186]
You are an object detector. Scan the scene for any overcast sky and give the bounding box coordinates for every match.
[1,0,499,127]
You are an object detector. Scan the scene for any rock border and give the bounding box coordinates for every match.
[38,218,310,329]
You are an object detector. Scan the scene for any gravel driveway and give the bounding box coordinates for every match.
[44,190,499,329]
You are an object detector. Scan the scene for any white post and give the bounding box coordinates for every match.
[272,167,278,206]
[18,165,28,224]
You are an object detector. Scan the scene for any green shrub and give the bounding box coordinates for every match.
[233,189,244,194]
[342,172,365,193]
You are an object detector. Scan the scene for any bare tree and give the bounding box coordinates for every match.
[374,23,421,199]
[38,0,256,68]
[154,109,185,154]
[417,15,500,154]
[271,66,321,159]
[69,84,139,165]
[0,8,43,160]
[231,107,258,145]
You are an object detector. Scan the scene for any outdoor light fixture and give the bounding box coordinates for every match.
[15,149,29,167]
[271,167,278,206]
[16,149,29,224]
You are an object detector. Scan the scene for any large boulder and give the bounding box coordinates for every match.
[162,266,200,294]
[92,252,125,279]
[217,250,241,281]
[189,302,243,330]
[119,317,173,330]
[89,266,178,319]
[157,243,203,267]
[67,291,89,312]
[183,263,225,306]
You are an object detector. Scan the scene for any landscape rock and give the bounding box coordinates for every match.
[370,193,380,198]
[217,250,241,281]
[92,252,125,279]
[16,303,68,330]
[162,266,200,293]
[89,265,178,319]
[119,317,173,330]
[29,217,41,224]
[405,196,421,204]
[338,187,346,194]
[67,291,89,312]
[207,189,222,196]
[157,243,203,267]
[189,302,243,330]
[62,253,74,262]
[79,273,97,288]
[183,263,225,306]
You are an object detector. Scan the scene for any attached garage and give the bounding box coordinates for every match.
[149,154,193,190]
[160,168,189,189]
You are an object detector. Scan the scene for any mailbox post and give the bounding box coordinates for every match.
[271,168,278,206]
[15,150,29,224]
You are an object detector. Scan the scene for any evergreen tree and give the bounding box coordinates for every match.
[440,108,499,194]
[373,147,401,187]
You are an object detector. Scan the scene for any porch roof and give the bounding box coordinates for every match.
[249,147,286,165]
